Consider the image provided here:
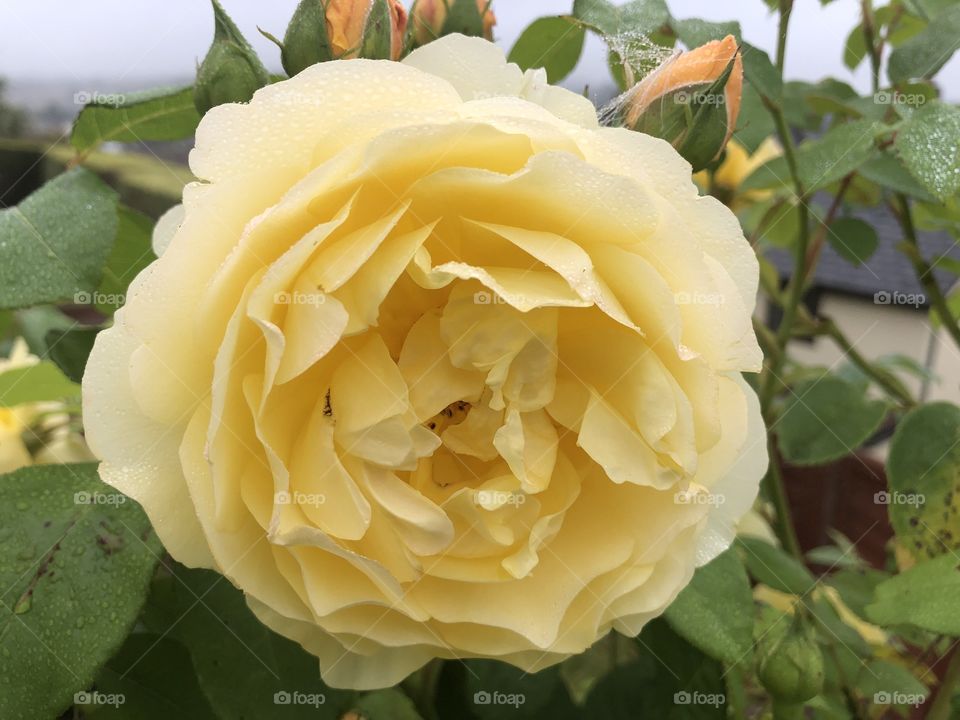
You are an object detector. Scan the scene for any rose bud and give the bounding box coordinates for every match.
[619,35,743,172]
[194,0,271,114]
[757,613,825,704]
[412,0,496,46]
[280,0,408,76]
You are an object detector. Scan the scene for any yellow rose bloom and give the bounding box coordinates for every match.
[83,35,767,689]
[695,137,783,209]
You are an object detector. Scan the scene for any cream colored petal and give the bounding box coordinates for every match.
[151,203,183,257]
[693,374,768,566]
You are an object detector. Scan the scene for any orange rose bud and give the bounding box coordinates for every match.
[413,0,496,46]
[621,35,743,171]
[281,0,408,76]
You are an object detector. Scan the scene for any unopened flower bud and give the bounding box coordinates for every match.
[412,0,496,47]
[194,0,271,114]
[281,0,408,76]
[757,613,825,704]
[619,35,743,172]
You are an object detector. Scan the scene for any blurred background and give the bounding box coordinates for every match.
[1,0,958,140]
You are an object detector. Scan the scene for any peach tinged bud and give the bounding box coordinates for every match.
[625,35,743,161]
[326,0,408,60]
[413,0,496,46]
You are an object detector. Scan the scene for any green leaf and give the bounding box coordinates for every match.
[888,5,960,82]
[843,24,868,70]
[742,120,880,194]
[141,563,351,719]
[866,554,960,634]
[824,567,890,618]
[0,360,79,407]
[664,549,754,664]
[859,152,938,202]
[94,205,156,315]
[671,18,741,48]
[854,658,928,707]
[70,86,201,154]
[585,620,726,719]
[777,376,888,465]
[90,634,218,719]
[894,102,960,201]
[572,0,669,38]
[741,42,782,102]
[733,84,776,153]
[45,327,100,384]
[0,168,118,310]
[508,17,586,84]
[0,464,160,720]
[887,402,960,560]
[737,536,816,596]
[827,217,879,265]
[440,0,488,38]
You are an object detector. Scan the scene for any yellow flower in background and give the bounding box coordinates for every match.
[83,35,766,689]
[0,339,94,473]
[695,137,783,209]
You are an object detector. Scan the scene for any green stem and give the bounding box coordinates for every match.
[860,0,882,94]
[895,193,960,350]
[820,318,915,406]
[402,659,443,720]
[928,647,960,720]
[725,663,748,720]
[763,435,803,558]
[776,0,794,74]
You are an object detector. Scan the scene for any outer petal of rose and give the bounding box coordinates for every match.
[403,34,598,128]
[190,60,462,183]
[692,374,768,566]
[151,203,184,257]
[83,313,214,568]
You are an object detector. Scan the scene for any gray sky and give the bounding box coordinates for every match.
[1,0,956,100]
